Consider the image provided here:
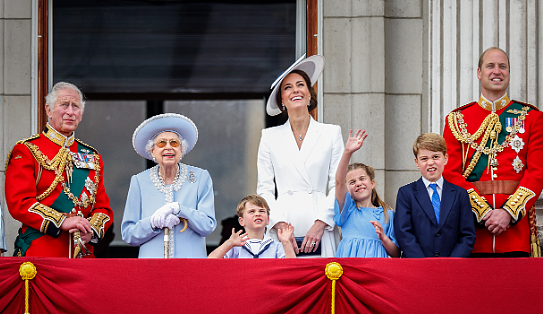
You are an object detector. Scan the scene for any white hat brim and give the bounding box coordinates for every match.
[132,113,199,160]
[266,54,325,116]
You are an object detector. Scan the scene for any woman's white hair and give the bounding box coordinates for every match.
[45,82,86,112]
[145,132,189,163]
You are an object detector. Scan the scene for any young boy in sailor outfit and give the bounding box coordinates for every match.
[208,195,296,258]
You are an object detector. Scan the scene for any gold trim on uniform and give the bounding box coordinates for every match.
[447,100,529,178]
[24,141,101,209]
[467,188,492,223]
[503,186,535,221]
[89,212,110,239]
[24,142,71,201]
[43,124,75,147]
[4,134,40,171]
[61,153,101,209]
[477,94,510,111]
[28,202,66,231]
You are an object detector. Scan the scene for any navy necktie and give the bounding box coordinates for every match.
[430,183,441,224]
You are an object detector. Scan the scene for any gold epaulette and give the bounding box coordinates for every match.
[503,186,536,222]
[75,138,99,154]
[4,134,41,171]
[511,100,539,111]
[467,188,492,223]
[451,101,477,113]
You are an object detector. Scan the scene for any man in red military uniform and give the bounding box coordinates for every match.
[5,82,113,257]
[443,47,543,257]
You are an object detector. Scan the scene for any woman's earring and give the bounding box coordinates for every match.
[281,103,285,109]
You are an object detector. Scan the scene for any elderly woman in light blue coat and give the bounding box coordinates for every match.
[121,113,216,258]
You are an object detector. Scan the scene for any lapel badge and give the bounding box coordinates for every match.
[512,156,524,173]
[510,135,524,154]
[188,170,196,183]
[13,155,22,160]
[80,148,91,154]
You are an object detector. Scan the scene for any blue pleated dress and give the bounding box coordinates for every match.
[334,192,398,258]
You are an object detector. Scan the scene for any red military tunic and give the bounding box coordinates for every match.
[443,94,543,254]
[5,124,114,257]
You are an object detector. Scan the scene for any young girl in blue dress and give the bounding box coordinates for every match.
[334,129,400,258]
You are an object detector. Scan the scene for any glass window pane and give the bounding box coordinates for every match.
[165,100,264,245]
[53,0,296,94]
[75,101,147,246]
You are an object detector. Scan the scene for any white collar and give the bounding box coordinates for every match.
[422,176,443,190]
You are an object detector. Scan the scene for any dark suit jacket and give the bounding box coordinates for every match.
[394,177,476,257]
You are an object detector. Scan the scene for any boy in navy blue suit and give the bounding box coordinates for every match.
[394,133,475,257]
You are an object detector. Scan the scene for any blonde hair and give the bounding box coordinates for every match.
[413,133,447,158]
[236,194,270,218]
[347,163,393,223]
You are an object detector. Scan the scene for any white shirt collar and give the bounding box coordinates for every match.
[421,176,444,190]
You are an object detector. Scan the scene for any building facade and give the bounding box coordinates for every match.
[2,0,543,255]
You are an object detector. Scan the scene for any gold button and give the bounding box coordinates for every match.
[493,174,498,178]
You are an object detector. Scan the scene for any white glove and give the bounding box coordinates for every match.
[150,212,165,229]
[150,203,180,229]
[164,214,181,230]
[156,202,179,216]
[169,202,180,215]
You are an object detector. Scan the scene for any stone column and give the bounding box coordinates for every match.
[322,0,424,206]
[1,0,33,256]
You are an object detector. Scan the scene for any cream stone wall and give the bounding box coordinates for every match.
[1,0,33,255]
[322,0,423,207]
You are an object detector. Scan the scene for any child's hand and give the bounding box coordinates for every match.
[277,223,294,242]
[228,228,248,247]
[345,129,367,153]
[370,221,386,241]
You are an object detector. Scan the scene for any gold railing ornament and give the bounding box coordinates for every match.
[19,262,37,314]
[325,262,343,314]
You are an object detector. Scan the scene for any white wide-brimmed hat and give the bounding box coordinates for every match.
[132,113,199,160]
[266,54,325,116]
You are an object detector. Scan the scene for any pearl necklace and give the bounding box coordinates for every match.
[149,162,188,257]
[150,163,188,203]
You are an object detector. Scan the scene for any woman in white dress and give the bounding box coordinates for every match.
[257,55,343,257]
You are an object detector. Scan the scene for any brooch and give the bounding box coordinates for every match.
[512,156,524,173]
[188,171,196,183]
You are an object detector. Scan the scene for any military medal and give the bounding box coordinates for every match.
[505,117,513,133]
[518,119,525,134]
[512,156,524,173]
[85,177,96,194]
[510,135,525,154]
